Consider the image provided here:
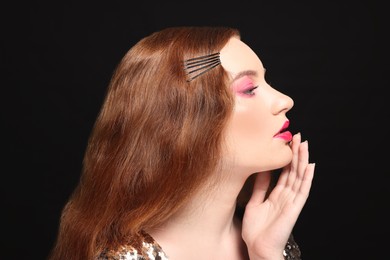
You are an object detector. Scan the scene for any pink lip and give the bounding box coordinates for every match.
[274,120,292,142]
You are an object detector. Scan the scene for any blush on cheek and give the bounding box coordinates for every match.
[229,106,263,146]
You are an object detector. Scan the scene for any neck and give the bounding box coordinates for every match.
[148,170,251,259]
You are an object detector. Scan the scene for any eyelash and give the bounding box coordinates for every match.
[243,86,258,96]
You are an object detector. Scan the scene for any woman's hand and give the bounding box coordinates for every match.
[241,133,315,260]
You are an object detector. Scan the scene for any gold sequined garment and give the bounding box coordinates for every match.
[97,232,301,259]
[97,232,168,260]
[283,234,301,259]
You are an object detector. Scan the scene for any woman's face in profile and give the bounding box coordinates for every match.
[220,37,295,174]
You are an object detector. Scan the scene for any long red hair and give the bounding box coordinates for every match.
[49,26,240,259]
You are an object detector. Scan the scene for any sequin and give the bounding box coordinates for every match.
[97,232,301,259]
[283,234,302,259]
[97,232,169,260]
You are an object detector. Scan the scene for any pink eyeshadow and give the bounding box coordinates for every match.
[232,76,254,93]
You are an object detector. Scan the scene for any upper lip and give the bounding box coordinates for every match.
[274,120,290,136]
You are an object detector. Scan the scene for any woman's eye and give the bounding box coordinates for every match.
[243,86,258,95]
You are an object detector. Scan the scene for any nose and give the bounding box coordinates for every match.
[271,89,294,115]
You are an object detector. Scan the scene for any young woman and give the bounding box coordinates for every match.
[49,26,315,260]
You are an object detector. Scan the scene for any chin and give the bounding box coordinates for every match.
[225,146,293,173]
[275,156,293,169]
[279,146,293,164]
[263,148,293,171]
[241,156,293,173]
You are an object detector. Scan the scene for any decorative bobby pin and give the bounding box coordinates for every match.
[183,52,221,82]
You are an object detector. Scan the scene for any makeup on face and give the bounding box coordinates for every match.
[231,75,258,97]
[273,120,293,142]
[220,37,295,172]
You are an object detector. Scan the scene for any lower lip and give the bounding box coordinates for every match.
[274,131,293,142]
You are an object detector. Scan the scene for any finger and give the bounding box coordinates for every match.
[286,132,301,187]
[247,171,271,205]
[276,163,290,187]
[292,140,309,192]
[294,163,315,205]
[278,133,301,186]
[298,140,309,179]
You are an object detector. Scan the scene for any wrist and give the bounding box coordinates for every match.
[248,251,285,260]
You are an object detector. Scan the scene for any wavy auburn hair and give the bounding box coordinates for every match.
[49,26,240,259]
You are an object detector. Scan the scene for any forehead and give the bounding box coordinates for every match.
[220,37,264,80]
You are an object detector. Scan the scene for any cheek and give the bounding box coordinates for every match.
[222,99,292,172]
[229,102,269,143]
[224,104,270,162]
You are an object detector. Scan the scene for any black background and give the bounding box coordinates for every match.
[2,1,389,259]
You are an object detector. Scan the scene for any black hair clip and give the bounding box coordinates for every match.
[183,52,221,82]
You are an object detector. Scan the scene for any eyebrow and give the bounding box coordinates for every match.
[231,69,265,83]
